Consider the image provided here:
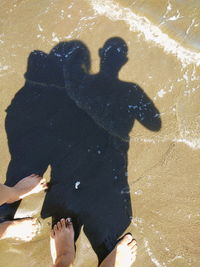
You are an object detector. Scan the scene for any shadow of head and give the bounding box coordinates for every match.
[49,40,91,72]
[25,40,91,86]
[99,37,128,74]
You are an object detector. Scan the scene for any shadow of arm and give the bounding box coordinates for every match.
[129,84,162,131]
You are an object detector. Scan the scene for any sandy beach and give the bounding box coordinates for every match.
[0,0,200,266]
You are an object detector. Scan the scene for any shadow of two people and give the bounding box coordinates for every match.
[0,37,161,263]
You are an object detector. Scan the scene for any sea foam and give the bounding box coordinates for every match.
[90,0,200,66]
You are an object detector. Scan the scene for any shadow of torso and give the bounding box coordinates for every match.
[1,41,161,263]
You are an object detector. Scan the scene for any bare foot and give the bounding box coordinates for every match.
[100,234,137,267]
[50,218,75,267]
[0,218,40,241]
[7,174,48,203]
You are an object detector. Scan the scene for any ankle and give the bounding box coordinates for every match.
[54,254,74,267]
[6,186,20,203]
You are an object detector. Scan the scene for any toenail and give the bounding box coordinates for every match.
[126,234,132,241]
[66,218,72,223]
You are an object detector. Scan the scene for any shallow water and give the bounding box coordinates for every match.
[0,0,200,266]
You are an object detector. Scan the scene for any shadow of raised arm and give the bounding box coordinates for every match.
[126,83,161,132]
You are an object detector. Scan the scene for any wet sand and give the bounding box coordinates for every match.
[0,0,200,266]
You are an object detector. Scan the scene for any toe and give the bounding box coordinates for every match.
[66,218,72,224]
[53,224,58,233]
[61,218,66,227]
[119,233,133,246]
[57,221,61,231]
[66,218,72,227]
[131,244,137,253]
[128,239,137,248]
[66,218,74,232]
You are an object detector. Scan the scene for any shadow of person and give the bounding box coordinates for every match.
[42,37,162,263]
[0,38,161,264]
[0,41,91,223]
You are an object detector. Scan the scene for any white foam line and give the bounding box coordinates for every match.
[130,136,200,149]
[168,255,184,263]
[90,0,200,66]
[175,137,200,149]
[144,239,166,267]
